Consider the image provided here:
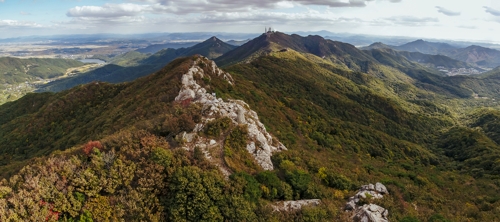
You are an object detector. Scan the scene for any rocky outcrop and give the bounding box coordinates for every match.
[174,56,287,171]
[346,182,389,222]
[271,199,321,212]
[353,204,389,222]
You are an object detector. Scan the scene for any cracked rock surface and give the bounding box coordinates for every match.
[346,182,389,222]
[174,56,287,172]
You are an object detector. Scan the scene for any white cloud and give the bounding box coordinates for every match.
[195,11,335,24]
[436,6,461,16]
[380,16,439,25]
[0,20,42,28]
[484,6,500,16]
[67,3,150,18]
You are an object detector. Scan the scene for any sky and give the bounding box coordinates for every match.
[1,0,500,42]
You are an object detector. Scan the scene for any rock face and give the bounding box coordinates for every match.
[174,56,287,171]
[271,199,321,212]
[346,182,389,222]
[353,204,389,222]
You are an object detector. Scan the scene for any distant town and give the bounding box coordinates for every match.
[436,66,485,76]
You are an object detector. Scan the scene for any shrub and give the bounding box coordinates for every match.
[83,141,103,156]
[205,117,231,137]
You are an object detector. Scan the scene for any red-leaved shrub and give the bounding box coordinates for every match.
[83,140,103,155]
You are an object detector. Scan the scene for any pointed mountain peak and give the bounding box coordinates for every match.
[360,42,393,51]
[205,36,223,43]
[178,37,236,59]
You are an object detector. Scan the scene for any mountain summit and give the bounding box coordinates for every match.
[215,32,373,68]
[178,36,236,59]
[395,39,457,54]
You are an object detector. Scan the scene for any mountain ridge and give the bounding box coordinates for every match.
[363,39,500,68]
[2,41,500,220]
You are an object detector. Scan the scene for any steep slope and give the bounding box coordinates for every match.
[0,55,283,177]
[38,37,236,92]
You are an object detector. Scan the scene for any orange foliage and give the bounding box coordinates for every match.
[83,140,103,155]
[40,200,59,221]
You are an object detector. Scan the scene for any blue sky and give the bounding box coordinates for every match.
[2,0,500,43]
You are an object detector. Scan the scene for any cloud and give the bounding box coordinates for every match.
[291,0,369,7]
[458,25,476,29]
[484,6,500,16]
[0,20,42,28]
[67,3,150,18]
[127,0,404,15]
[67,0,405,21]
[20,11,31,16]
[194,11,337,25]
[435,6,460,16]
[381,16,439,26]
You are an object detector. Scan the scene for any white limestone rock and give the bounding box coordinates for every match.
[353,204,389,222]
[375,182,388,194]
[345,183,390,222]
[174,56,286,171]
[272,199,321,212]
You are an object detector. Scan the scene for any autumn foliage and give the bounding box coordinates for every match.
[82,140,103,155]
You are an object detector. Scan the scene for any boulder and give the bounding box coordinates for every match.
[375,182,388,194]
[345,183,390,222]
[353,204,388,222]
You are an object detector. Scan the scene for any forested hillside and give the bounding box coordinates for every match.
[2,33,500,221]
[0,57,85,105]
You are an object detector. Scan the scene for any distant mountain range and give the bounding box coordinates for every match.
[38,37,236,92]
[136,42,199,54]
[362,39,500,68]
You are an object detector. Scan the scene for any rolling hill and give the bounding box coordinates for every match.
[38,36,236,92]
[135,42,199,54]
[364,47,475,69]
[0,57,84,86]
[0,57,85,104]
[394,39,457,54]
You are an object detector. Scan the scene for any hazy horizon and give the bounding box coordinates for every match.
[1,0,500,43]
